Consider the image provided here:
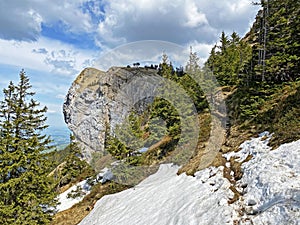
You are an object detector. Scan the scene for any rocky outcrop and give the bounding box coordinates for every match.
[63,67,159,161]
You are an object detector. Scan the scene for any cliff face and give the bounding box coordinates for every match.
[63,67,159,160]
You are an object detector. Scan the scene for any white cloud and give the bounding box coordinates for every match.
[0,37,97,76]
[42,102,62,114]
[0,0,96,41]
[0,0,259,62]
[44,49,77,75]
[183,0,208,28]
[0,4,41,41]
[94,0,258,69]
[96,0,259,47]
[0,0,261,128]
[56,94,66,100]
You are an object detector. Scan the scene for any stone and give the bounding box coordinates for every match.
[63,67,159,161]
[247,199,257,206]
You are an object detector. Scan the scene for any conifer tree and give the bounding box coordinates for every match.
[158,52,174,80]
[248,0,299,83]
[0,70,57,225]
[185,46,200,73]
[59,134,94,186]
[205,32,252,86]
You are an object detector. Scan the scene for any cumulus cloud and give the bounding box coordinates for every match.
[0,38,96,76]
[0,0,259,52]
[96,0,259,47]
[183,0,208,28]
[94,40,190,70]
[56,94,66,99]
[0,0,260,72]
[44,49,77,75]
[0,0,96,41]
[0,0,261,128]
[0,4,42,41]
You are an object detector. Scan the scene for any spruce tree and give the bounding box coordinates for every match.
[205,32,252,86]
[59,134,93,186]
[0,70,57,225]
[247,0,300,83]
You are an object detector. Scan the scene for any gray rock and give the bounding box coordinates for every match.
[63,67,159,161]
[247,199,257,206]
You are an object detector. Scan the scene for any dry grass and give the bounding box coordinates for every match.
[178,113,213,175]
[90,154,114,172]
[74,68,105,92]
[228,185,241,204]
[57,71,300,224]
[51,182,129,225]
[141,136,173,165]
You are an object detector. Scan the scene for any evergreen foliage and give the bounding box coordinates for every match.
[0,70,57,225]
[105,111,144,165]
[206,0,299,86]
[58,135,94,187]
[106,51,206,165]
[264,0,300,82]
[248,0,300,83]
[213,0,300,146]
[105,0,299,169]
[205,32,252,86]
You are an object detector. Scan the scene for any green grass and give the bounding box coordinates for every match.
[226,80,300,148]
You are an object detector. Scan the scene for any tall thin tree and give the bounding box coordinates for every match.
[0,70,57,225]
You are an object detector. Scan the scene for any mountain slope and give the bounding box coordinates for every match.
[79,134,300,225]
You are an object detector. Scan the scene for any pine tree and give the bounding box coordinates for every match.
[205,32,252,86]
[183,47,208,111]
[59,134,94,187]
[185,46,200,74]
[265,0,300,82]
[158,52,174,80]
[248,0,300,83]
[0,70,57,225]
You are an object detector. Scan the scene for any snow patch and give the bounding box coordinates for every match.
[79,164,236,225]
[57,168,113,212]
[57,179,91,212]
[76,132,300,224]
[228,133,300,224]
[223,131,272,162]
[96,167,114,184]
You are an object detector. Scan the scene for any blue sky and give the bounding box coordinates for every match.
[0,0,260,130]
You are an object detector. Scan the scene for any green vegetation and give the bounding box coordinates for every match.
[46,135,95,192]
[0,71,95,224]
[105,0,300,174]
[262,0,300,82]
[205,31,252,86]
[1,1,299,224]
[52,1,299,223]
[206,0,299,86]
[54,135,95,189]
[105,51,208,168]
[106,112,145,163]
[0,70,57,225]
[205,0,299,150]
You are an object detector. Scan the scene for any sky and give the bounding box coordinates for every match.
[0,0,260,130]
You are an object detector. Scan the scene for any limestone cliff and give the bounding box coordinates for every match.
[63,67,159,161]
